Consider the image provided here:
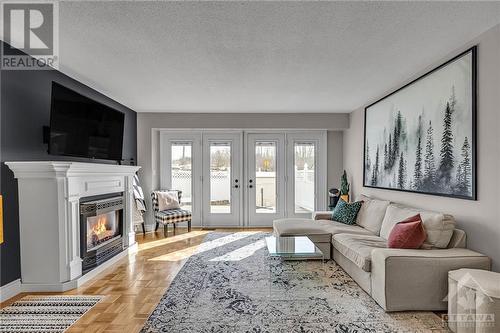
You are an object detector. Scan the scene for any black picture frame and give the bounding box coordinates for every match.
[363,46,477,200]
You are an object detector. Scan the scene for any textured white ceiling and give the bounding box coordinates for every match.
[58,1,500,113]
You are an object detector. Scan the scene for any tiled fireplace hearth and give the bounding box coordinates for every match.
[6,161,141,292]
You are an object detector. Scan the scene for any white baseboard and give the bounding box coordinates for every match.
[0,278,21,302]
[144,224,156,232]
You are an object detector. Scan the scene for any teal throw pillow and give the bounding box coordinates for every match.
[331,199,363,225]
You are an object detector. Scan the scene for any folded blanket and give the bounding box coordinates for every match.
[133,173,146,213]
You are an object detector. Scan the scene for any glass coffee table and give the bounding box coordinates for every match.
[265,236,325,299]
[265,235,325,261]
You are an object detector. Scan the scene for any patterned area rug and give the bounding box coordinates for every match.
[141,232,448,333]
[0,295,103,333]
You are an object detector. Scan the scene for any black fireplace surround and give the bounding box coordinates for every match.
[80,193,124,273]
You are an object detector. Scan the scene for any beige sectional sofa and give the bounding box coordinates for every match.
[273,195,491,311]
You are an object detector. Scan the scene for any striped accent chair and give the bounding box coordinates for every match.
[151,190,192,236]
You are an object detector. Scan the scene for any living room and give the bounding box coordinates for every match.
[1,1,499,332]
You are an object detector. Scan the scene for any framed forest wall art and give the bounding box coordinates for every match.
[363,46,476,200]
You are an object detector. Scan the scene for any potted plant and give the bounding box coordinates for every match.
[340,170,350,202]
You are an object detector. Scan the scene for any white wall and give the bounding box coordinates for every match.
[327,131,343,194]
[137,113,348,227]
[343,24,500,271]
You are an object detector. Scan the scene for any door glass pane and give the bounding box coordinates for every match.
[171,143,192,211]
[294,143,315,213]
[210,143,231,213]
[255,142,276,213]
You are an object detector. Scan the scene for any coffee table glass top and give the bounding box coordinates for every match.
[265,236,323,258]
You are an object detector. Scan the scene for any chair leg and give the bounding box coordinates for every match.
[164,224,168,237]
[173,223,176,236]
[155,222,159,232]
[141,222,146,235]
[188,220,192,233]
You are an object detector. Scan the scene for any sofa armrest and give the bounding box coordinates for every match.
[312,211,331,220]
[370,248,491,311]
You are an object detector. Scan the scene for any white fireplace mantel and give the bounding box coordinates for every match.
[6,161,141,292]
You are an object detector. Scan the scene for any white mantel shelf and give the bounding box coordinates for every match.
[6,161,141,292]
[7,161,140,178]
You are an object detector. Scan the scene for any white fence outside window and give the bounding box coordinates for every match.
[172,167,314,212]
[294,165,315,212]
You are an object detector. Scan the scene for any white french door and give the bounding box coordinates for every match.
[202,132,243,227]
[160,130,326,228]
[159,132,202,226]
[286,132,327,218]
[246,133,286,227]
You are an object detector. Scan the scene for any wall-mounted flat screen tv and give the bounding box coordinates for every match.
[49,82,125,161]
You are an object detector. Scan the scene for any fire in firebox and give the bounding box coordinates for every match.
[87,211,119,249]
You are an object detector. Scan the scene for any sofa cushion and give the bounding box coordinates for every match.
[324,221,375,236]
[273,218,373,243]
[273,218,332,243]
[312,211,332,220]
[447,229,467,248]
[355,194,390,235]
[380,204,456,248]
[332,234,387,272]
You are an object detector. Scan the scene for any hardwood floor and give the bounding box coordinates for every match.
[1,227,271,333]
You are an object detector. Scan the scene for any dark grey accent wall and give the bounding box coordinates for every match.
[0,42,137,287]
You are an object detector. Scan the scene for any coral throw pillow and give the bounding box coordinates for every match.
[387,214,427,249]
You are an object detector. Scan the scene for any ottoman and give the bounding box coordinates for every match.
[448,268,500,333]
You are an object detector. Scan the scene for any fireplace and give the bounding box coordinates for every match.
[80,194,124,273]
